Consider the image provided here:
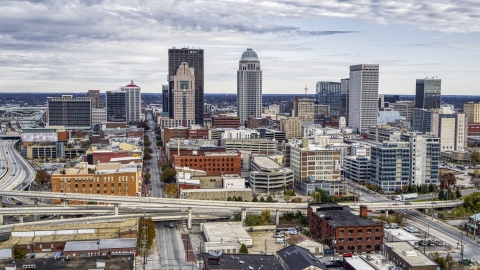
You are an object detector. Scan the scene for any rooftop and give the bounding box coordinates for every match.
[252,156,281,169]
[384,242,438,267]
[182,188,252,193]
[11,218,137,233]
[277,244,326,270]
[310,204,380,227]
[203,253,282,270]
[240,48,259,61]
[0,255,134,270]
[202,222,252,244]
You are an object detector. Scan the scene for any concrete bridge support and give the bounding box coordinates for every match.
[276,209,280,225]
[114,203,119,216]
[241,208,246,225]
[18,215,23,223]
[385,210,389,218]
[187,207,192,230]
[34,199,40,221]
[63,199,68,207]
[0,199,3,225]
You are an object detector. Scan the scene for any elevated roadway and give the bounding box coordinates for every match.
[0,190,463,212]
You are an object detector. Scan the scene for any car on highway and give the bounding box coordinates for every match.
[169,223,174,228]
[431,202,437,204]
[404,202,411,205]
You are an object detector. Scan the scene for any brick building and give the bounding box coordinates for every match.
[308,203,383,254]
[167,144,225,161]
[51,162,140,200]
[163,126,209,147]
[172,152,241,176]
[211,115,241,128]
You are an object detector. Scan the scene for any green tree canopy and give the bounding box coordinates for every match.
[239,243,248,254]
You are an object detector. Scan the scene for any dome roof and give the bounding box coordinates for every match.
[240,48,259,61]
[125,80,138,88]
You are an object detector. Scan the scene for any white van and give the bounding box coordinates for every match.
[275,238,285,244]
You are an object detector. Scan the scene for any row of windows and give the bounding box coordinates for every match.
[339,228,381,234]
[338,236,381,242]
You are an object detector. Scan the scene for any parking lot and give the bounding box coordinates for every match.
[247,230,292,254]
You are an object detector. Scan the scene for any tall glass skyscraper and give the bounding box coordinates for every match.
[237,48,262,125]
[316,81,341,115]
[168,48,204,125]
[340,78,349,119]
[415,78,441,110]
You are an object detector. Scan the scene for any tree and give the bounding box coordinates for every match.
[144,147,153,154]
[292,197,302,203]
[438,189,445,200]
[137,217,156,255]
[237,196,243,202]
[266,195,274,202]
[244,215,261,226]
[143,151,152,161]
[421,184,428,194]
[311,191,322,203]
[470,169,480,188]
[439,172,456,190]
[259,197,265,202]
[455,188,462,199]
[14,246,26,259]
[260,209,271,225]
[471,150,480,167]
[34,170,51,185]
[144,173,151,185]
[161,162,172,171]
[252,196,258,202]
[239,243,248,254]
[164,183,178,198]
[160,167,176,183]
[402,185,408,193]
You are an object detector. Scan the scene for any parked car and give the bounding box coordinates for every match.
[289,229,298,235]
[274,233,284,238]
[384,224,390,229]
[275,238,285,244]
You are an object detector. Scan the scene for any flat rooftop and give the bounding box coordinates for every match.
[0,255,134,270]
[202,222,251,244]
[252,156,281,169]
[203,253,282,270]
[12,218,137,233]
[384,229,421,241]
[384,242,438,267]
[182,188,252,193]
[310,204,379,227]
[345,255,392,270]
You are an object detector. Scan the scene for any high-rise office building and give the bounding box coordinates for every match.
[47,95,91,128]
[412,107,467,152]
[391,101,415,124]
[162,85,169,113]
[237,48,262,125]
[316,81,341,115]
[295,97,315,124]
[168,48,204,125]
[464,102,480,123]
[348,64,379,134]
[87,90,101,109]
[415,77,441,110]
[106,90,126,122]
[340,78,349,120]
[119,80,141,123]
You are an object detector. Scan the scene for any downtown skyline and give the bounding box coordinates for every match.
[0,0,479,95]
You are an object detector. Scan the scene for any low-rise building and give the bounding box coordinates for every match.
[202,222,252,253]
[172,152,241,176]
[308,204,383,254]
[277,244,326,270]
[383,242,438,270]
[222,174,245,189]
[298,180,346,196]
[51,162,141,199]
[63,238,137,257]
[202,252,282,270]
[180,188,253,201]
[211,115,241,128]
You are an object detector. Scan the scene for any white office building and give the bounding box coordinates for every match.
[119,80,142,123]
[348,64,379,134]
[237,48,262,124]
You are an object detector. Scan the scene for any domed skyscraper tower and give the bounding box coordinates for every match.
[237,48,262,125]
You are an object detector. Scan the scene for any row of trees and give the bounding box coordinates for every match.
[310,188,357,203]
[243,209,272,226]
[137,217,156,258]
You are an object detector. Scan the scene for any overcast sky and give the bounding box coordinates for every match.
[1,0,479,95]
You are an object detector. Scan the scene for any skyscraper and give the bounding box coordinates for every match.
[106,90,126,122]
[168,48,204,125]
[348,64,379,134]
[162,85,169,113]
[415,77,441,110]
[120,80,142,123]
[340,78,349,119]
[315,81,341,115]
[237,48,262,124]
[87,90,101,109]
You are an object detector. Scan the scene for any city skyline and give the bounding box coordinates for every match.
[1,1,479,95]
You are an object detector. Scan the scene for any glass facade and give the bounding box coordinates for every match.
[415,78,441,110]
[316,81,341,115]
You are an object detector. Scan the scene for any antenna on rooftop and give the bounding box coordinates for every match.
[304,84,308,98]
